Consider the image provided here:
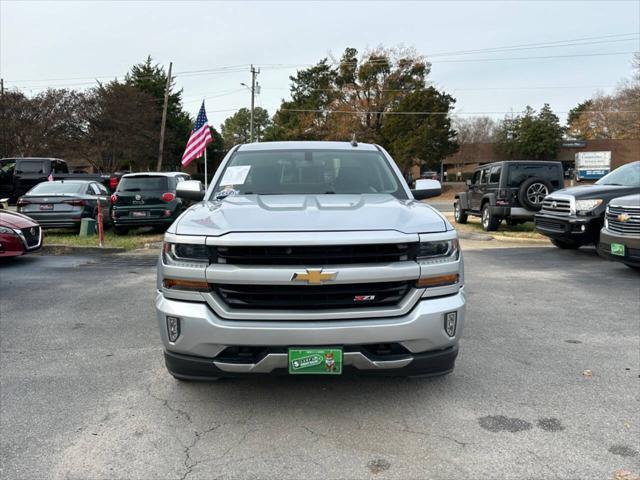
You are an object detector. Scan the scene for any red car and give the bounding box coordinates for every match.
[0,209,43,257]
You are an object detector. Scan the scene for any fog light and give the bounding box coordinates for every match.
[167,316,180,342]
[444,312,457,337]
[581,225,586,232]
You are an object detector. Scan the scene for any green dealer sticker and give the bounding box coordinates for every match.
[288,348,342,375]
[611,243,625,256]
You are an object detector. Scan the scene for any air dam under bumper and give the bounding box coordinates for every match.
[156,289,466,378]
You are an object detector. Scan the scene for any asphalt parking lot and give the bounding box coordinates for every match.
[1,244,639,479]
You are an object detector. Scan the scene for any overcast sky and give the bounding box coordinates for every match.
[1,0,638,128]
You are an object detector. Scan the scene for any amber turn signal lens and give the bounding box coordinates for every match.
[163,278,211,292]
[416,274,459,288]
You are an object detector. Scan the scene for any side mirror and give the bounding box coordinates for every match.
[176,180,205,202]
[411,179,442,200]
[466,179,472,187]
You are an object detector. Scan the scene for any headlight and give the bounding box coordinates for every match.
[0,226,16,235]
[575,199,602,214]
[163,242,210,267]
[417,239,459,264]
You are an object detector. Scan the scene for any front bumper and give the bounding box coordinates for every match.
[597,228,640,267]
[155,289,466,378]
[534,212,602,243]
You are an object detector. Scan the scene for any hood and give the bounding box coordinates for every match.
[610,193,640,207]
[552,184,640,200]
[172,194,449,236]
[0,210,38,229]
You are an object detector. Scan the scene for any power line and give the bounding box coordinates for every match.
[279,108,638,115]
[424,32,639,57]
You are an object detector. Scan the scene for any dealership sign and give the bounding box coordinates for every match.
[575,151,611,180]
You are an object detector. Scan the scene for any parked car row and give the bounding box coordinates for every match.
[11,172,192,235]
[534,161,639,269]
[454,160,640,270]
[0,157,126,203]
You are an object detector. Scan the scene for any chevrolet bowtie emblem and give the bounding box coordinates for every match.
[291,268,337,285]
[617,213,631,222]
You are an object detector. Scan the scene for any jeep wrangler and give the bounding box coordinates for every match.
[454,161,564,231]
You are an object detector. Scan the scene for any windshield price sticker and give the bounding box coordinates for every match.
[220,166,251,186]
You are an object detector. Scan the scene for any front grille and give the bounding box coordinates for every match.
[211,243,418,266]
[214,281,413,310]
[607,205,640,235]
[20,227,41,247]
[540,197,572,216]
[535,218,566,232]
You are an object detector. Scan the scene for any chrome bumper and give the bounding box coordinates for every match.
[155,288,466,361]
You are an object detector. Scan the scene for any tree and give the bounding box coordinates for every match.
[381,88,458,171]
[267,59,338,141]
[1,88,87,159]
[82,81,160,172]
[453,116,497,144]
[125,56,192,169]
[220,107,271,148]
[567,88,639,140]
[495,104,564,160]
[268,46,433,144]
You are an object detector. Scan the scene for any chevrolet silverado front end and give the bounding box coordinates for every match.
[155,141,466,379]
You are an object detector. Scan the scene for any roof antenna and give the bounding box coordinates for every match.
[350,133,358,147]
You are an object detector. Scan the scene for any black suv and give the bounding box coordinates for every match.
[454,161,564,231]
[110,172,190,235]
[535,161,640,249]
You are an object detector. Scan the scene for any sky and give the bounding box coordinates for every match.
[1,0,639,129]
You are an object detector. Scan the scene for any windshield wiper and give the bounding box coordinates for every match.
[123,188,141,192]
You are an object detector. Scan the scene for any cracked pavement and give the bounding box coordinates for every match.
[1,246,639,479]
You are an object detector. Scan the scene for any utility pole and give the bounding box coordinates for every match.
[249,65,259,143]
[156,61,172,171]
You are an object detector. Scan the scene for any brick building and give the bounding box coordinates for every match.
[441,138,639,181]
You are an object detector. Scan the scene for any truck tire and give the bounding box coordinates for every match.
[550,238,581,249]
[454,201,468,224]
[518,177,552,211]
[481,204,500,231]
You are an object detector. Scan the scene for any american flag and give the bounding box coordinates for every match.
[181,101,213,168]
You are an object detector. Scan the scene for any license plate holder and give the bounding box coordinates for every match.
[288,348,342,375]
[131,211,149,217]
[39,204,53,211]
[611,243,625,256]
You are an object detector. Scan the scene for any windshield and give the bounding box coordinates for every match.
[28,182,85,195]
[212,150,406,199]
[117,176,169,192]
[596,162,640,187]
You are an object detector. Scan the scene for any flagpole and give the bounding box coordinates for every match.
[204,148,208,191]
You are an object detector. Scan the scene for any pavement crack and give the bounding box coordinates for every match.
[401,427,472,448]
[180,424,221,480]
[145,384,192,424]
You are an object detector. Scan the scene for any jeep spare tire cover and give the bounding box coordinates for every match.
[518,177,552,211]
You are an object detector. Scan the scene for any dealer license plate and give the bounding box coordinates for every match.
[611,243,625,256]
[288,348,342,375]
[131,211,149,217]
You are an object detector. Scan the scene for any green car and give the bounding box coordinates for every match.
[110,172,191,235]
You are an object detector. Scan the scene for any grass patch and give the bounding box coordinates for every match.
[44,228,164,250]
[444,213,546,240]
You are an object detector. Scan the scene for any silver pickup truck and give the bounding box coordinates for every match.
[156,141,466,380]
